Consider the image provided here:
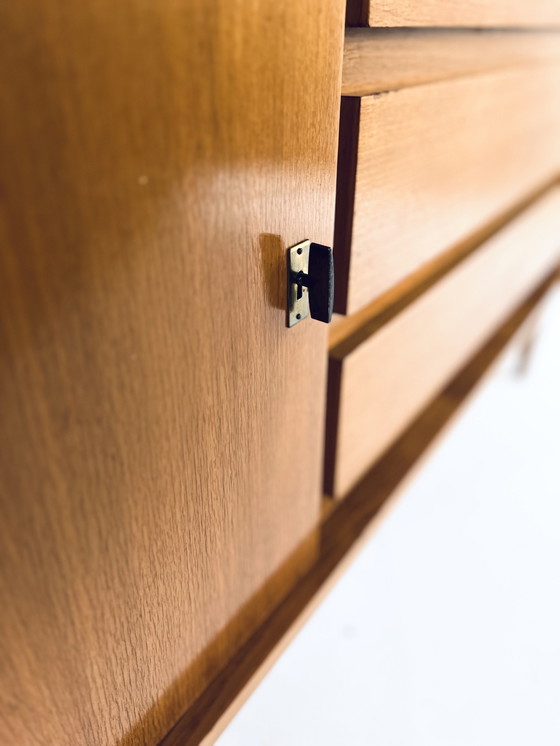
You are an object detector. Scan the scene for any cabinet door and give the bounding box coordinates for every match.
[0,1,344,744]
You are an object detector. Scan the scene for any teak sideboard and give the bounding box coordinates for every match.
[1,1,559,744]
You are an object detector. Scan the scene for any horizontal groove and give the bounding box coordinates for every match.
[160,269,558,745]
[342,28,560,95]
[329,176,560,359]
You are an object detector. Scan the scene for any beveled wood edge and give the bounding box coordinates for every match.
[329,177,560,356]
[342,28,560,96]
[158,269,559,746]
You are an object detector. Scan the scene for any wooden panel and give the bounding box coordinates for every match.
[347,0,560,27]
[163,269,559,745]
[0,1,344,745]
[335,66,560,314]
[327,189,560,499]
[329,180,556,352]
[343,29,560,96]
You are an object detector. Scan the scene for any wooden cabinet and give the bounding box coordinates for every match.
[1,2,559,745]
[0,1,345,745]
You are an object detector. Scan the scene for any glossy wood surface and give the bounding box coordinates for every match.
[335,66,560,314]
[343,29,560,96]
[0,1,345,744]
[347,0,560,27]
[329,178,557,352]
[162,270,559,744]
[327,189,560,498]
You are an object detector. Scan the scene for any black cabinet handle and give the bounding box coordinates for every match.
[287,240,334,327]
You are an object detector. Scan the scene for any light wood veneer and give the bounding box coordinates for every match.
[0,1,345,744]
[343,29,560,96]
[335,66,560,314]
[327,188,560,498]
[347,0,560,27]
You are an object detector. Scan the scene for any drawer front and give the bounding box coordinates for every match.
[342,29,560,97]
[335,66,560,315]
[348,0,560,27]
[327,188,560,499]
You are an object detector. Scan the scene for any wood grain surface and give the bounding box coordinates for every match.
[0,1,345,744]
[329,178,557,353]
[335,66,560,314]
[347,0,560,27]
[161,270,559,745]
[343,29,560,96]
[327,188,560,498]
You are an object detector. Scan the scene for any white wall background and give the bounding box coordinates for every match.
[218,287,560,746]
